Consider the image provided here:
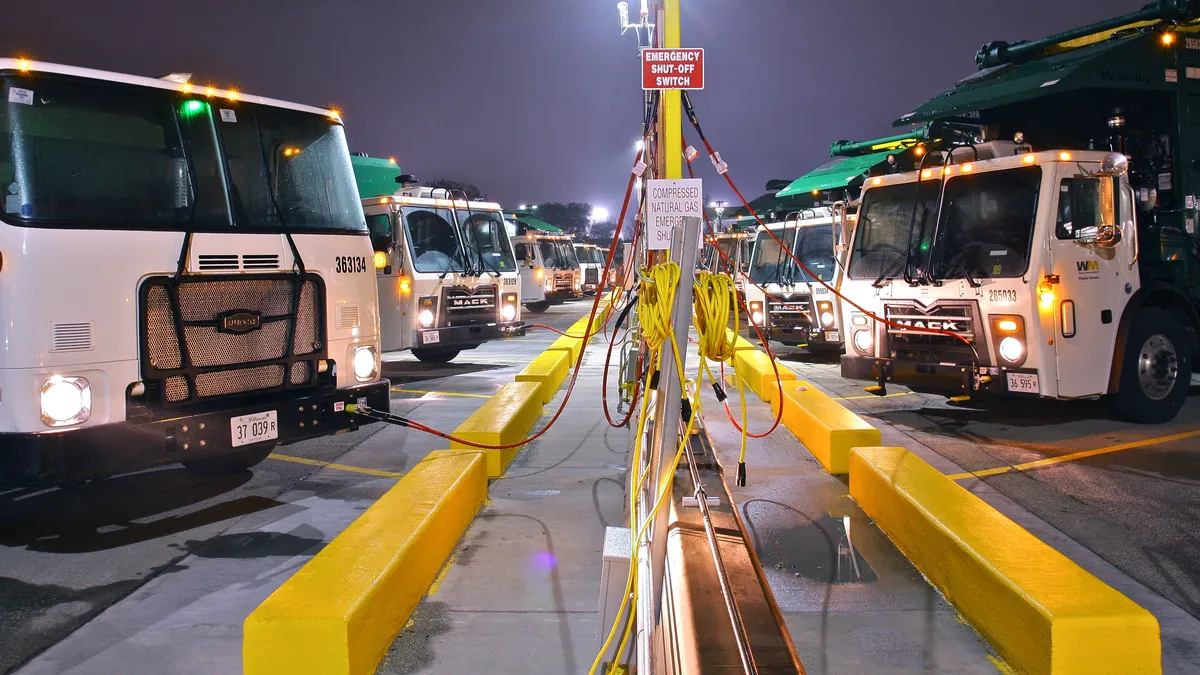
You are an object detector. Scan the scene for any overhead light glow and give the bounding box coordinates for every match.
[962,163,974,173]
[591,206,610,222]
[1059,152,1072,161]
[1162,32,1177,46]
[17,58,31,72]
[1023,154,1037,164]
[872,177,882,185]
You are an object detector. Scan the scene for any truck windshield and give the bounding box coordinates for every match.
[402,205,467,273]
[793,226,835,282]
[0,73,364,233]
[927,166,1041,280]
[539,240,576,269]
[457,210,518,273]
[848,180,939,280]
[748,228,797,285]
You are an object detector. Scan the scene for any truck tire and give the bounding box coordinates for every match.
[413,348,461,363]
[1114,308,1192,424]
[524,301,549,313]
[183,443,276,475]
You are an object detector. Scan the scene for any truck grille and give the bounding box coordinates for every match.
[584,267,599,285]
[443,285,497,327]
[554,273,573,290]
[767,294,813,328]
[140,274,326,406]
[883,300,979,363]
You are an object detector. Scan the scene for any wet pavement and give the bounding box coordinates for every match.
[0,301,589,675]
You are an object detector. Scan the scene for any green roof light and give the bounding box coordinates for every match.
[181,100,206,117]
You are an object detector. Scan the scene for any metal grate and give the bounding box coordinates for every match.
[290,360,311,385]
[585,268,599,285]
[443,286,496,327]
[241,254,281,270]
[165,376,190,402]
[336,304,360,331]
[198,254,240,271]
[51,322,94,352]
[767,295,813,328]
[145,286,183,369]
[196,364,286,398]
[141,274,325,407]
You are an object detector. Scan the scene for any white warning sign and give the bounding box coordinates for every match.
[645,178,702,251]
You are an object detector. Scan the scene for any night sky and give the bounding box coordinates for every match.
[4,0,1138,216]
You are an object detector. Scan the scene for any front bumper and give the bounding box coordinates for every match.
[546,289,581,301]
[840,355,1040,396]
[414,321,527,349]
[0,380,392,486]
[766,324,842,347]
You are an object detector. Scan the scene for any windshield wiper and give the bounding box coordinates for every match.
[932,254,982,289]
[252,119,306,276]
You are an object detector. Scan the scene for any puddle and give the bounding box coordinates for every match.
[761,513,878,584]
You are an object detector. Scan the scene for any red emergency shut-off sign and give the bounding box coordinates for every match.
[641,48,705,90]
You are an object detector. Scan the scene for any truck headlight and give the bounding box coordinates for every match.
[545,277,554,292]
[500,293,518,321]
[817,301,835,327]
[998,337,1024,363]
[574,277,582,290]
[853,330,873,354]
[990,315,1027,366]
[353,345,379,382]
[418,296,436,327]
[41,376,91,427]
[748,300,764,326]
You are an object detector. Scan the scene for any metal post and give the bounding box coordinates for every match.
[639,214,700,673]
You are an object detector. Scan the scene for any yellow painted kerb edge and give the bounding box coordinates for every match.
[244,449,487,675]
[850,446,1160,675]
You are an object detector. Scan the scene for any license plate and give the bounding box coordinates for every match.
[422,330,440,345]
[231,410,278,448]
[1006,372,1040,394]
[823,330,841,342]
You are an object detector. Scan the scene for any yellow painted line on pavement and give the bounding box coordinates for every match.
[947,429,1200,480]
[391,387,492,399]
[269,453,404,479]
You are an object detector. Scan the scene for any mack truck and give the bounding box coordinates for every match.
[840,1,1200,423]
[742,209,844,351]
[353,157,524,363]
[749,131,936,353]
[509,214,583,312]
[574,242,603,295]
[703,220,755,300]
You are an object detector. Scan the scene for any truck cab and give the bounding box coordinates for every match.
[841,7,1200,422]
[510,230,583,312]
[354,159,524,362]
[743,209,843,352]
[574,243,603,295]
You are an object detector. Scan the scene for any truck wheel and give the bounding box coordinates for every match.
[524,301,550,313]
[183,443,276,475]
[413,348,461,363]
[1114,308,1192,424]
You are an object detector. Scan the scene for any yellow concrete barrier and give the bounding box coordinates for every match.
[547,333,583,365]
[728,348,796,403]
[243,449,487,675]
[850,447,1160,675]
[515,348,570,404]
[726,328,757,353]
[768,380,880,475]
[450,381,543,477]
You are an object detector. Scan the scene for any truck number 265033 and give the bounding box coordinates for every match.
[334,256,368,274]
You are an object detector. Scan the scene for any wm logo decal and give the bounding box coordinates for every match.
[1076,260,1100,273]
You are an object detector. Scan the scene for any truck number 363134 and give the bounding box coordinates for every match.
[334,256,368,274]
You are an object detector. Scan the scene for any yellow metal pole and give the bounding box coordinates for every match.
[661,0,682,180]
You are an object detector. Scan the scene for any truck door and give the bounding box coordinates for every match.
[1049,169,1136,397]
[516,243,542,303]
[367,211,406,352]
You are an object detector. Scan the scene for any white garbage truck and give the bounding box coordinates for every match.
[354,157,524,362]
[0,61,390,484]
[840,1,1200,422]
